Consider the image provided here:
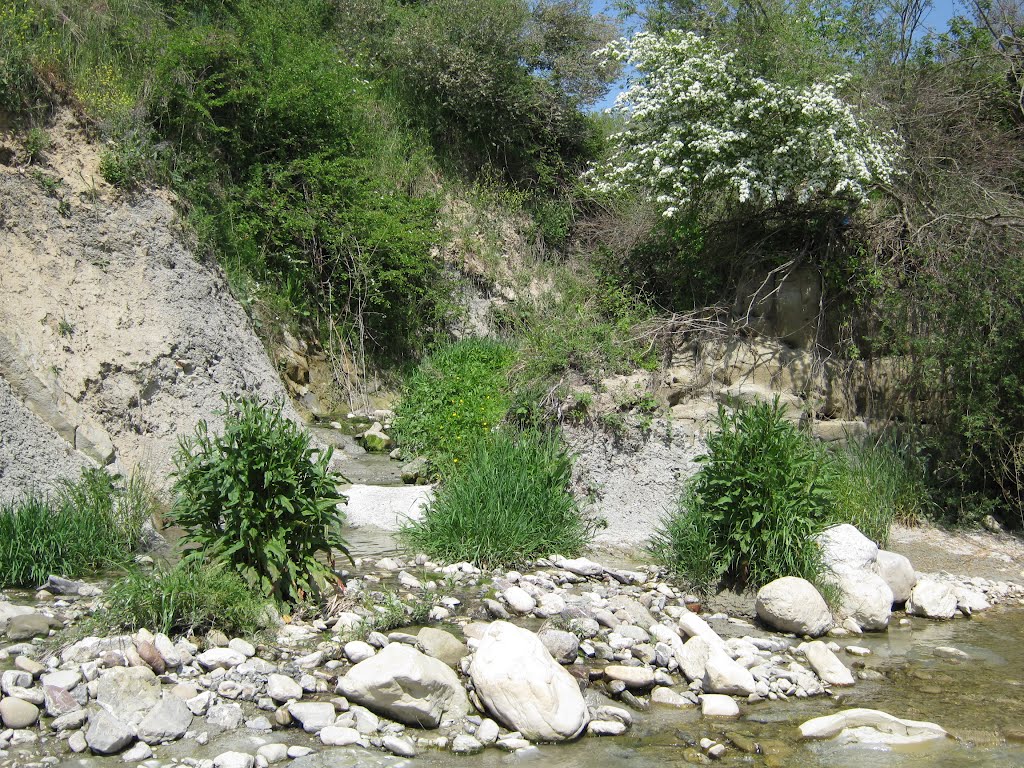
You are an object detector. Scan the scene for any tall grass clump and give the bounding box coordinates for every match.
[651,400,834,591]
[170,395,349,606]
[392,338,514,473]
[828,436,933,544]
[97,561,266,637]
[401,429,591,567]
[0,469,155,587]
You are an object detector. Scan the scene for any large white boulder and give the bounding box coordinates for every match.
[95,667,161,725]
[755,577,833,636]
[338,643,468,728]
[800,708,948,746]
[907,579,958,619]
[468,621,589,741]
[835,571,893,631]
[816,524,879,573]
[875,550,917,604]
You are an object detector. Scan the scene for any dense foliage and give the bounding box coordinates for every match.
[652,400,927,589]
[392,339,514,472]
[401,429,591,567]
[170,396,348,605]
[0,469,154,587]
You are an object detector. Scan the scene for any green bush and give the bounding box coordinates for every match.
[0,2,57,120]
[401,428,591,567]
[170,396,349,605]
[393,338,514,472]
[0,469,155,587]
[652,400,835,590]
[97,561,266,637]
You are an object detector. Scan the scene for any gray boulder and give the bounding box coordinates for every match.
[755,577,833,636]
[95,667,161,725]
[835,571,893,631]
[815,524,878,573]
[137,694,193,743]
[538,628,579,664]
[338,643,468,728]
[907,579,958,619]
[86,707,136,755]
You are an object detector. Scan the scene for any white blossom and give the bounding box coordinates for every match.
[586,31,900,216]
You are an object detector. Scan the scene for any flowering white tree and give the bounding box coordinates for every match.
[587,31,900,218]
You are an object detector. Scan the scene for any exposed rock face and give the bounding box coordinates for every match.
[468,621,589,741]
[338,642,468,728]
[875,550,917,604]
[0,113,299,496]
[755,577,833,636]
[907,579,958,619]
[799,708,948,745]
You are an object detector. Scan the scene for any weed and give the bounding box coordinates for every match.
[57,317,75,337]
[0,469,155,587]
[94,560,267,637]
[401,428,591,567]
[23,127,49,164]
[31,169,61,196]
[170,395,350,605]
[651,400,833,591]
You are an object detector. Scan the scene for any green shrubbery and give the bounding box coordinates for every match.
[652,400,931,591]
[170,396,348,605]
[401,428,591,567]
[392,339,514,472]
[98,561,266,637]
[0,469,155,587]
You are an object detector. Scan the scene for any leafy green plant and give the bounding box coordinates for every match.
[23,127,49,164]
[652,399,834,590]
[401,428,591,567]
[0,469,155,587]
[392,338,514,473]
[96,560,267,637]
[170,395,349,605]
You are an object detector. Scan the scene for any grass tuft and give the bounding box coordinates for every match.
[94,560,267,637]
[0,469,155,588]
[400,428,591,567]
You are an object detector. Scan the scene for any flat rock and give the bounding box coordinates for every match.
[701,694,739,717]
[799,708,948,745]
[755,577,833,637]
[6,613,53,640]
[320,725,361,746]
[197,647,247,670]
[417,627,468,667]
[137,693,192,743]
[287,702,337,733]
[338,642,468,728]
[95,667,160,725]
[213,752,255,768]
[604,665,655,689]
[469,620,589,741]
